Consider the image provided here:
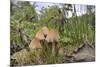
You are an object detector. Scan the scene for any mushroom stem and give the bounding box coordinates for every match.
[52,42,56,56]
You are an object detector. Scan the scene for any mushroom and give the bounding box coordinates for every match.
[29,26,49,49]
[45,29,60,56]
[28,27,49,64]
[29,37,43,64]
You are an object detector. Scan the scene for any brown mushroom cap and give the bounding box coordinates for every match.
[35,30,45,40]
[45,29,60,43]
[29,37,42,49]
[41,26,49,36]
[35,26,49,40]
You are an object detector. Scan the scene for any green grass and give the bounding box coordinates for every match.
[59,14,95,56]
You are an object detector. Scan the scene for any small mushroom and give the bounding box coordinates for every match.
[29,37,43,64]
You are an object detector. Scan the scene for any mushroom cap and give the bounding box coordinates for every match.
[29,37,42,49]
[45,29,60,43]
[35,30,45,40]
[41,26,49,36]
[35,26,49,40]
